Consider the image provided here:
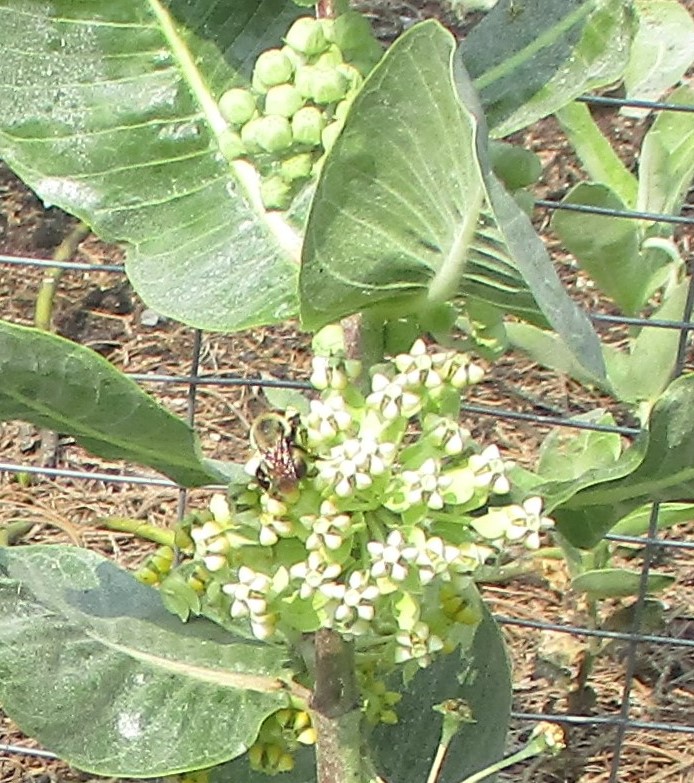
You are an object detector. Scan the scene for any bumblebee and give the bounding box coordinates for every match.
[250,411,309,498]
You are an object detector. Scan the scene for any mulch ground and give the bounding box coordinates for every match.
[1,2,693,782]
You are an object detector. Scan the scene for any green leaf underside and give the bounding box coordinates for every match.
[553,374,694,548]
[0,321,222,486]
[300,21,547,332]
[0,1,303,331]
[0,546,291,776]
[572,567,675,598]
[611,502,694,537]
[461,0,635,138]
[538,410,620,481]
[452,58,606,380]
[608,280,688,404]
[552,183,662,315]
[623,0,694,116]
[638,85,694,218]
[555,101,638,207]
[373,601,511,783]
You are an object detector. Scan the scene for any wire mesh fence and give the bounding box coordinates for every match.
[0,92,693,782]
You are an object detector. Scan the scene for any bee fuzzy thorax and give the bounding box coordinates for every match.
[249,411,309,499]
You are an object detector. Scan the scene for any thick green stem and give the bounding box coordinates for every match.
[310,629,364,783]
[34,222,90,331]
[99,517,175,547]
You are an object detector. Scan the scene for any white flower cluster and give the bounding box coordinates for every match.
[188,339,554,674]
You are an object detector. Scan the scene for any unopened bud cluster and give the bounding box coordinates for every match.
[217,11,382,210]
[189,339,553,702]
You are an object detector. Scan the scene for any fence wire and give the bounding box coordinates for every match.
[1,92,693,781]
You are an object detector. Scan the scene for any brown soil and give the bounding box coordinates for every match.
[1,3,693,783]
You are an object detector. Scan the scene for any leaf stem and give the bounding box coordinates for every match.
[426,186,484,305]
[99,517,175,547]
[34,222,89,331]
[145,0,301,262]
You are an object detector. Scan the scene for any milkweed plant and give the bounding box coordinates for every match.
[176,335,556,774]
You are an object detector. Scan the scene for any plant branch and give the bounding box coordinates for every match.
[99,517,175,547]
[310,628,364,783]
[34,222,89,331]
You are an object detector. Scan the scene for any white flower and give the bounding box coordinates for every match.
[290,551,343,599]
[368,530,418,587]
[331,571,380,635]
[415,536,463,584]
[367,373,422,420]
[468,445,512,494]
[306,396,353,444]
[209,493,232,524]
[223,566,273,625]
[305,512,351,551]
[393,458,451,510]
[310,356,348,391]
[394,621,444,667]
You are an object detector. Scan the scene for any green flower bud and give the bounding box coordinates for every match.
[291,106,325,147]
[280,44,307,70]
[337,63,364,91]
[241,117,263,153]
[320,18,335,42]
[281,152,314,181]
[333,10,374,52]
[264,83,304,118]
[261,175,293,211]
[285,17,329,57]
[314,44,344,69]
[311,68,349,104]
[218,128,246,160]
[321,120,342,153]
[219,87,256,126]
[254,48,294,87]
[249,114,293,154]
[294,65,318,99]
[252,69,270,95]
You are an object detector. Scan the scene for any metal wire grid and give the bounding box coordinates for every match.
[0,93,693,780]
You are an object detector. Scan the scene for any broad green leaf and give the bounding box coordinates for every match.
[538,410,621,480]
[0,1,303,332]
[609,279,689,404]
[0,545,291,776]
[572,567,675,598]
[453,63,606,379]
[301,21,605,380]
[555,101,638,206]
[300,22,539,332]
[611,502,694,537]
[554,373,694,547]
[638,85,694,218]
[552,183,668,314]
[506,322,612,390]
[623,0,694,117]
[373,600,511,783]
[462,0,636,137]
[0,320,223,486]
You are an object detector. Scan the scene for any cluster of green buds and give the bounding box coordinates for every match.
[247,707,317,775]
[188,338,554,702]
[217,10,382,209]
